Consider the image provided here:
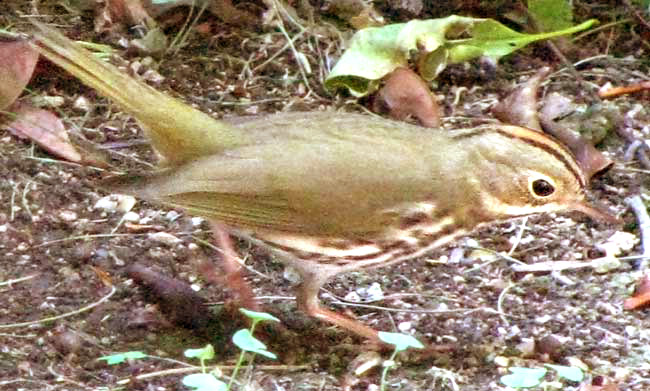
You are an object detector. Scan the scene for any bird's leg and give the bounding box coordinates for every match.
[209,222,259,311]
[295,270,381,343]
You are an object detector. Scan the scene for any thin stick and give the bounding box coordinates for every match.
[508,216,528,255]
[497,283,515,326]
[625,195,650,270]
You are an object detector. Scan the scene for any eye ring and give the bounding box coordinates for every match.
[530,178,555,197]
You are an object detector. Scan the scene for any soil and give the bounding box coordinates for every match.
[1,2,650,390]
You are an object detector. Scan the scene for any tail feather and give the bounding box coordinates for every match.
[31,22,249,166]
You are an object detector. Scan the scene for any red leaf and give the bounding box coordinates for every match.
[5,102,82,163]
[0,39,39,110]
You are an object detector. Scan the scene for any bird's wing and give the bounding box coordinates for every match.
[104,120,452,236]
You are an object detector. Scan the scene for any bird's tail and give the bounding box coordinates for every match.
[31,22,250,166]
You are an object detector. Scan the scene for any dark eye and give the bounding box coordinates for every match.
[531,179,555,197]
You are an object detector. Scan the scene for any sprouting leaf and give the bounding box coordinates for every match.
[232,329,277,359]
[239,308,281,324]
[184,344,215,361]
[500,367,547,388]
[98,351,147,365]
[377,332,424,352]
[182,373,227,391]
[545,364,585,382]
[325,15,597,96]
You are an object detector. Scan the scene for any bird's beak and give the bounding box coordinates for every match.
[571,201,621,224]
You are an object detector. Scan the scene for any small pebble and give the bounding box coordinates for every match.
[59,210,77,222]
[94,195,136,213]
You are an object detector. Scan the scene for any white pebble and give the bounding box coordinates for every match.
[148,232,182,245]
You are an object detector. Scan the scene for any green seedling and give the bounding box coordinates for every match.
[544,364,584,383]
[377,331,424,391]
[98,351,147,365]
[227,309,280,389]
[500,364,584,388]
[185,344,216,373]
[182,344,227,391]
[501,367,548,388]
[182,373,227,391]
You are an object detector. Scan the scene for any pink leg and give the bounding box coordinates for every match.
[295,270,380,342]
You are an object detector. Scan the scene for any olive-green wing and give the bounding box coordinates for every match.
[104,120,454,236]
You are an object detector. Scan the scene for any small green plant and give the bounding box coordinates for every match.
[182,344,227,391]
[183,308,280,391]
[227,308,280,389]
[500,364,585,389]
[98,309,280,391]
[98,351,147,365]
[377,331,424,391]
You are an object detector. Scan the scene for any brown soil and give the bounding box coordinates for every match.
[1,2,650,390]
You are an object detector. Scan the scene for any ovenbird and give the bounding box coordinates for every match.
[32,23,615,341]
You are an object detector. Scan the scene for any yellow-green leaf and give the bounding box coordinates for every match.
[325,16,597,97]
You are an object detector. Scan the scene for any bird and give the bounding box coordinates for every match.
[31,22,615,342]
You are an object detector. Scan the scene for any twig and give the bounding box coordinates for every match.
[508,216,528,255]
[0,274,37,287]
[615,125,650,170]
[497,283,515,326]
[625,195,650,270]
[624,139,644,162]
[511,255,648,272]
[599,81,650,99]
[114,363,310,386]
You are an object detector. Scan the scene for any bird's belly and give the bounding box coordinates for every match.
[235,219,467,274]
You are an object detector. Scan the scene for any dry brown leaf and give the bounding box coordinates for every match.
[4,102,82,163]
[0,39,39,110]
[89,265,114,287]
[492,66,549,130]
[96,0,153,33]
[492,66,613,180]
[373,67,440,128]
[623,273,650,310]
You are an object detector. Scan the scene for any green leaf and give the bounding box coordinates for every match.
[545,364,584,382]
[377,332,424,352]
[500,367,547,388]
[528,0,573,32]
[239,308,281,323]
[98,351,147,365]
[325,15,597,96]
[182,373,227,391]
[449,19,596,62]
[232,329,277,359]
[184,344,215,361]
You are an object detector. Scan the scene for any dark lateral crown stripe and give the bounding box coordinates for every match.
[456,125,585,188]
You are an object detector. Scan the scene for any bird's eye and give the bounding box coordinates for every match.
[531,178,555,197]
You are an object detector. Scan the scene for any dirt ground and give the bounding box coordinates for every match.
[1,1,650,390]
